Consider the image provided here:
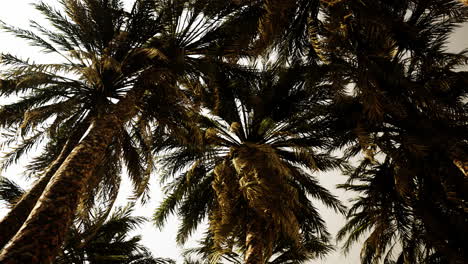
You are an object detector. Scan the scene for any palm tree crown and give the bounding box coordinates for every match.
[154,64,346,262]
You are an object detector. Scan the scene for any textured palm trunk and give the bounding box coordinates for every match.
[0,167,56,250]
[0,119,91,250]
[0,88,142,263]
[244,219,266,264]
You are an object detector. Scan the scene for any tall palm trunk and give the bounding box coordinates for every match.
[0,165,58,250]
[0,119,91,249]
[0,88,142,263]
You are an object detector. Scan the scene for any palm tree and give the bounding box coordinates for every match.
[0,178,174,264]
[216,1,468,261]
[320,1,468,262]
[154,65,346,263]
[0,0,241,262]
[0,114,93,249]
[0,0,158,257]
[336,158,442,264]
[57,205,175,264]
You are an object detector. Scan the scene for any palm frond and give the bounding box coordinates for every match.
[0,177,25,208]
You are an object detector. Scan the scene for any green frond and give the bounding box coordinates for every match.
[337,210,375,254]
[0,177,25,207]
[289,166,346,214]
[28,20,76,55]
[120,129,149,198]
[20,98,78,135]
[0,53,30,67]
[32,1,82,48]
[0,131,45,172]
[57,202,177,264]
[176,174,214,244]
[26,111,90,175]
[153,173,189,229]
[0,21,59,54]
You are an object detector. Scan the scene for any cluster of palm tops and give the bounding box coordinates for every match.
[0,0,467,263]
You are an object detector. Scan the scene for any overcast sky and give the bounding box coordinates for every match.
[0,1,466,263]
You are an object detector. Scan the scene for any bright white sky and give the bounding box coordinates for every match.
[0,1,466,263]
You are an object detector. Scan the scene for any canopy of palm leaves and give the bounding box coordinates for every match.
[154,64,346,262]
[213,0,468,262]
[337,158,451,264]
[197,0,338,63]
[0,0,467,263]
[322,1,468,262]
[57,205,175,264]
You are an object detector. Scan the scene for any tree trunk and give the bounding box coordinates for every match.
[0,119,91,250]
[244,219,266,264]
[0,88,142,263]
